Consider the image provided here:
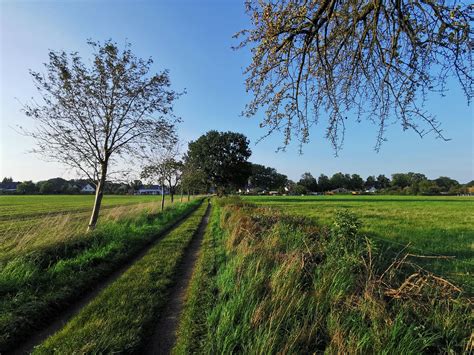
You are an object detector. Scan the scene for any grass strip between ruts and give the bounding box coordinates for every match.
[34,200,209,354]
[0,199,202,352]
[173,202,225,354]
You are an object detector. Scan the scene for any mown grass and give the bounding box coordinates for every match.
[244,195,474,292]
[34,200,209,354]
[175,198,471,354]
[0,199,201,352]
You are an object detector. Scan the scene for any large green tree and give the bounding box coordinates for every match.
[187,131,252,195]
[237,0,471,151]
[376,174,391,189]
[349,174,364,190]
[22,40,179,230]
[317,174,331,192]
[434,176,459,192]
[249,163,287,191]
[16,181,37,194]
[298,172,318,192]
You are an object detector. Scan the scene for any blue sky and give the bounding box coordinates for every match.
[1,0,472,183]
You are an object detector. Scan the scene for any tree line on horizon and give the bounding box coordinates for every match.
[3,168,472,197]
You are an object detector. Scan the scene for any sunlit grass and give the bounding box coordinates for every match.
[244,195,474,291]
[35,201,209,353]
[0,197,201,352]
[175,198,471,354]
[0,195,189,261]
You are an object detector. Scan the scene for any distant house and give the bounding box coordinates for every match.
[80,184,95,194]
[0,181,19,192]
[137,185,167,195]
[365,187,377,193]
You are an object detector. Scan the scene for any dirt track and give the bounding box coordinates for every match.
[10,202,203,355]
[145,201,211,355]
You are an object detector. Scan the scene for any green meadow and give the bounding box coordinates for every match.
[244,195,474,291]
[0,194,200,351]
[0,194,185,261]
[1,195,471,353]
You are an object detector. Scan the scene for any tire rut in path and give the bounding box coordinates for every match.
[145,202,211,355]
[10,203,202,355]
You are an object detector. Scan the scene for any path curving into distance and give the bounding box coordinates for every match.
[11,201,204,355]
[145,201,211,355]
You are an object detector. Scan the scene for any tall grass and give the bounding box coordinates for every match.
[176,198,471,353]
[0,199,201,352]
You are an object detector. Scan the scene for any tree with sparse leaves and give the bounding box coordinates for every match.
[237,0,472,151]
[141,163,167,211]
[161,158,183,203]
[22,40,180,230]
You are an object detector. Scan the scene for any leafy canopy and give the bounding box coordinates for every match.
[186,130,252,192]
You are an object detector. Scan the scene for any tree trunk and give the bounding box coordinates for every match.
[180,185,183,203]
[171,187,174,203]
[161,182,165,211]
[88,164,107,231]
[187,189,190,202]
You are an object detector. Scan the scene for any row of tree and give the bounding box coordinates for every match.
[291,172,472,195]
[5,160,472,198]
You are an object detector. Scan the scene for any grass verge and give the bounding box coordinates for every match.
[34,200,209,353]
[0,199,202,352]
[175,197,471,353]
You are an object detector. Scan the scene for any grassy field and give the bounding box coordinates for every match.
[0,195,167,220]
[0,194,192,261]
[244,195,473,291]
[0,195,201,352]
[175,197,472,354]
[0,194,471,353]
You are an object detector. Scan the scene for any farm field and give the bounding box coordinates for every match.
[0,194,167,220]
[0,194,193,261]
[244,195,474,291]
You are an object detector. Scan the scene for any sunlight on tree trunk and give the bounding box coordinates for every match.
[87,165,107,231]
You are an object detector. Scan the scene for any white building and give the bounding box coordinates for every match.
[81,184,95,193]
[137,185,167,195]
